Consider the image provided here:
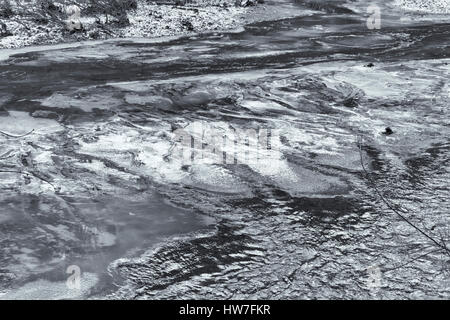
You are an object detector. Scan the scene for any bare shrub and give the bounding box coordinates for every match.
[82,0,137,26]
[9,0,66,26]
[0,0,14,18]
[0,21,12,37]
[0,0,138,28]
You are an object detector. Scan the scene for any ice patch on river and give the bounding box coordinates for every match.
[0,111,62,135]
[40,91,123,112]
[0,272,98,300]
[1,3,450,298]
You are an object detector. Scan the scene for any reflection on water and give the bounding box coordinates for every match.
[0,192,211,299]
[0,0,449,299]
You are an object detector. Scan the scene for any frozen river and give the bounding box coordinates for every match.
[0,0,449,299]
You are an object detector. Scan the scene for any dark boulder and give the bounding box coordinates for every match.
[382,127,394,135]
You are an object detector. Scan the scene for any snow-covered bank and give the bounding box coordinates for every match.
[120,3,249,39]
[0,0,262,49]
[394,0,450,14]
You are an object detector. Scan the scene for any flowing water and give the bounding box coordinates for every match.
[0,0,449,299]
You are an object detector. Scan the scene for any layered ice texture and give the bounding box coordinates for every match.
[1,0,449,299]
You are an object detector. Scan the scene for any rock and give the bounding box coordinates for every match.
[381,127,394,135]
[65,5,82,32]
[365,63,375,68]
[181,19,194,31]
[88,30,100,39]
[237,0,260,7]
[66,20,83,32]
[342,97,359,108]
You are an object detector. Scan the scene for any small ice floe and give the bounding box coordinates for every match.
[0,273,98,300]
[0,111,62,135]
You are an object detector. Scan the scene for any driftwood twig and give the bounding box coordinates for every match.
[358,136,450,257]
